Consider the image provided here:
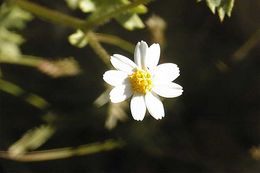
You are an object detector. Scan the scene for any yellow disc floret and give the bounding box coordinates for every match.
[129,69,153,94]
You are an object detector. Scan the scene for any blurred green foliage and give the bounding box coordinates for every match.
[0,4,32,58]
[0,0,259,172]
[197,0,235,21]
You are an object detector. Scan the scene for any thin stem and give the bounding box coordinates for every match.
[0,139,123,162]
[87,32,111,66]
[9,0,85,29]
[83,0,152,31]
[0,55,43,67]
[0,78,50,110]
[95,33,135,53]
[11,0,151,31]
[9,0,148,66]
[231,28,260,62]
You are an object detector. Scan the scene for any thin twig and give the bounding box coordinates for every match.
[231,28,260,62]
[0,78,50,110]
[0,139,123,162]
[83,0,152,31]
[87,32,111,66]
[95,33,135,53]
[9,0,85,29]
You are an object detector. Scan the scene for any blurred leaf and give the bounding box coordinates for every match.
[106,102,128,130]
[0,28,23,57]
[250,146,260,160]
[145,15,167,46]
[68,29,88,47]
[0,4,33,29]
[37,58,81,78]
[206,0,221,13]
[8,125,56,156]
[79,0,96,12]
[65,0,147,30]
[94,88,128,130]
[94,88,110,107]
[197,0,235,21]
[65,0,80,9]
[0,3,33,58]
[116,13,144,30]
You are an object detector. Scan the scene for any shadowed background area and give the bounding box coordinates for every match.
[0,0,260,172]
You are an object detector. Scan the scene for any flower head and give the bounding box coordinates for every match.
[103,41,183,121]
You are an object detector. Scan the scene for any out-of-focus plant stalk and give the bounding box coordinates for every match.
[231,28,260,62]
[83,0,152,31]
[10,0,151,31]
[216,28,260,73]
[0,54,42,67]
[87,32,111,66]
[95,33,135,53]
[0,78,49,110]
[8,0,84,29]
[8,0,147,66]
[0,139,124,162]
[8,124,56,156]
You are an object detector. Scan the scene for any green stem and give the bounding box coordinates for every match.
[0,55,43,67]
[95,33,135,53]
[0,139,123,162]
[11,0,151,31]
[9,0,148,65]
[87,32,111,66]
[0,78,50,110]
[231,28,260,62]
[83,0,152,31]
[9,0,85,29]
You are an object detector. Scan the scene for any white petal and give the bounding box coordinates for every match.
[110,85,132,103]
[152,82,183,98]
[111,54,137,74]
[103,70,129,86]
[134,42,141,67]
[145,92,165,120]
[130,94,146,121]
[153,63,180,84]
[134,41,148,68]
[146,43,160,70]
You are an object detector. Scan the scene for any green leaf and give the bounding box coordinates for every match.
[66,0,148,30]
[197,0,235,21]
[79,0,96,12]
[206,0,221,13]
[65,0,80,9]
[116,14,144,30]
[8,125,55,156]
[0,3,33,58]
[221,0,235,17]
[68,30,88,48]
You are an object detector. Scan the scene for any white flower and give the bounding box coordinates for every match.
[103,41,183,121]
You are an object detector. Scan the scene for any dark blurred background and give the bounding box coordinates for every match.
[0,0,260,172]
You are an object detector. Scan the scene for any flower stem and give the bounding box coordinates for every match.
[0,78,50,110]
[83,0,152,31]
[231,28,260,62]
[95,33,135,53]
[8,0,148,65]
[0,55,43,67]
[8,0,85,29]
[0,139,124,162]
[87,32,111,66]
[10,0,151,31]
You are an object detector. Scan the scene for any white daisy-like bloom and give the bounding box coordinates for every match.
[103,41,183,121]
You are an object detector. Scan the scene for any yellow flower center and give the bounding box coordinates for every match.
[129,69,153,94]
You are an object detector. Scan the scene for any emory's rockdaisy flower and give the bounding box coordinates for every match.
[103,41,183,121]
